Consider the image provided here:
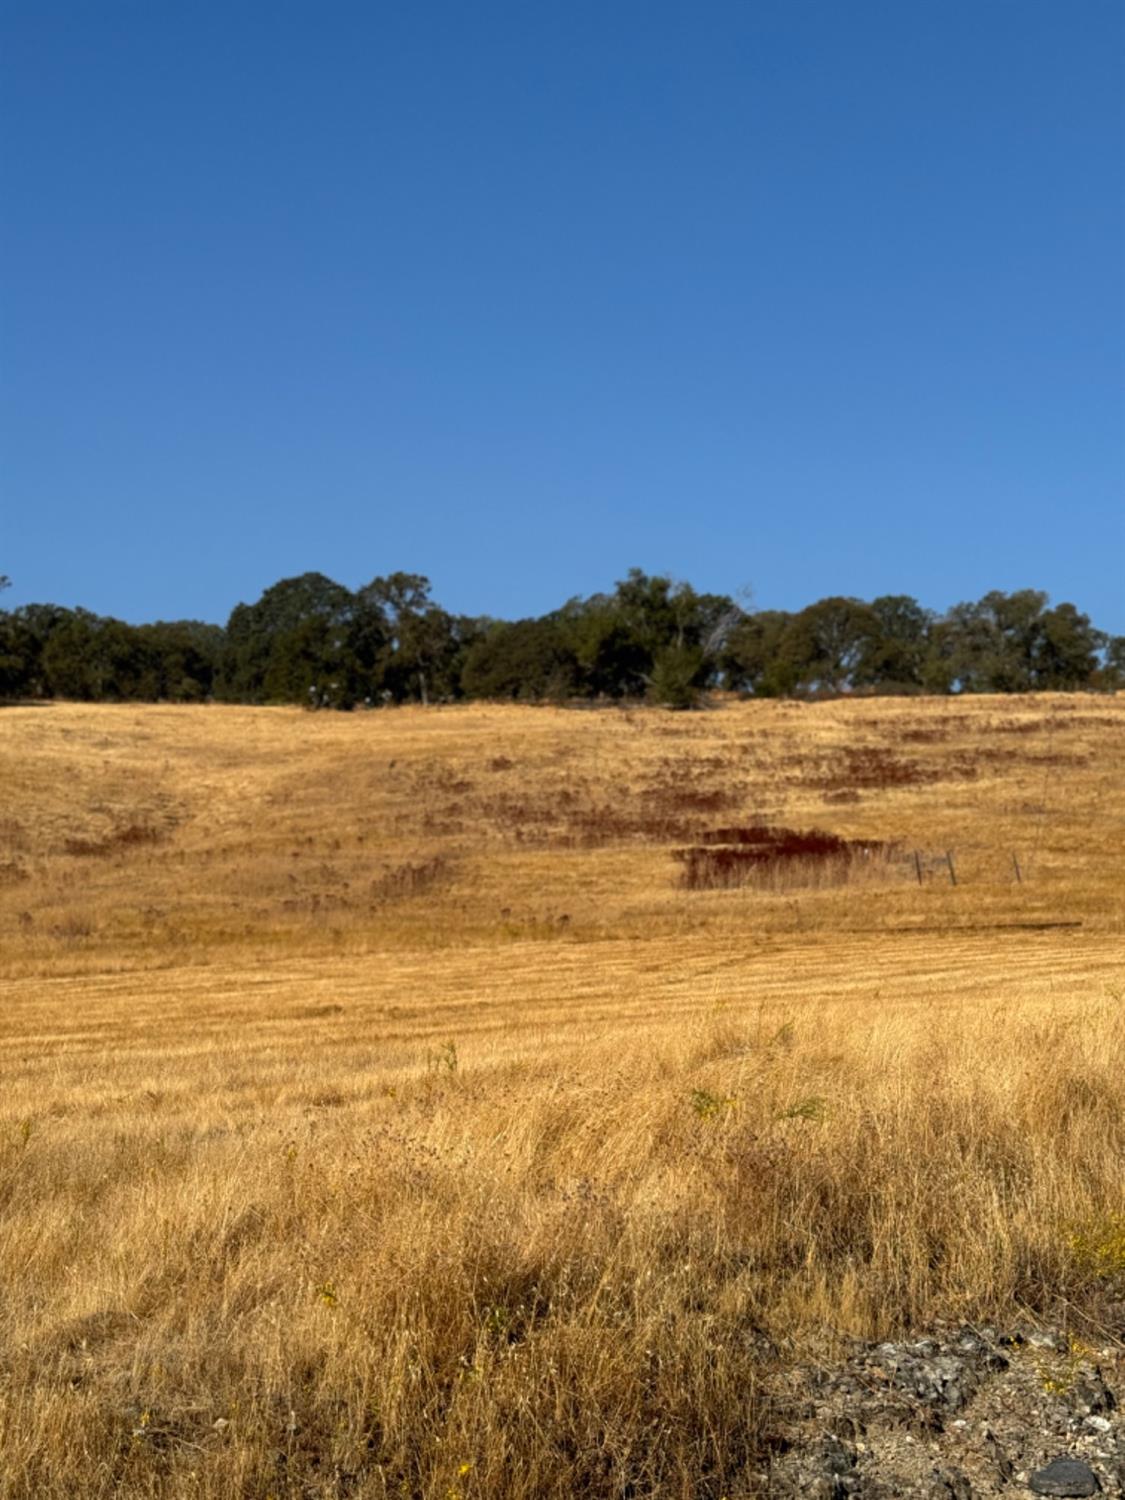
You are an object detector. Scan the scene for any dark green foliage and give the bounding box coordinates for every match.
[855,596,934,691]
[358,573,465,704]
[1034,602,1105,688]
[219,573,361,705]
[721,611,799,696]
[935,590,1047,692]
[647,642,707,709]
[23,611,222,702]
[461,616,580,701]
[926,590,1106,693]
[564,594,648,698]
[783,596,881,694]
[138,621,225,701]
[41,613,160,700]
[0,604,61,698]
[1100,635,1125,690]
[0,570,1118,707]
[559,570,737,702]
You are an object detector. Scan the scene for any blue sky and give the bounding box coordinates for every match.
[2,1,1122,631]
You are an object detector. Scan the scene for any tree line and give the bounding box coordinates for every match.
[0,569,1121,708]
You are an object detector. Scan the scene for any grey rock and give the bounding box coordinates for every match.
[956,1332,988,1356]
[833,1414,865,1442]
[893,1354,979,1411]
[954,1329,1010,1369]
[814,1434,858,1475]
[960,1338,1014,1374]
[867,1336,1013,1411]
[1029,1331,1070,1352]
[1027,1457,1101,1496]
[985,1326,1022,1347]
[1069,1371,1116,1416]
[783,1325,1120,1500]
[929,1465,973,1498]
[808,1477,856,1500]
[980,1427,1013,1481]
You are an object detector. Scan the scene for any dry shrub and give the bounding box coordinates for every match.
[63,822,165,857]
[996,718,1043,735]
[0,695,1123,1497]
[566,804,694,844]
[1,993,1121,1498]
[675,825,893,891]
[0,816,29,850]
[489,795,697,847]
[970,747,1087,769]
[642,783,734,814]
[899,727,949,744]
[372,854,454,901]
[819,747,941,790]
[48,914,93,941]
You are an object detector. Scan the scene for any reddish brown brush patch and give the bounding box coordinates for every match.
[992,714,1119,736]
[642,784,733,814]
[0,817,29,850]
[412,766,475,796]
[656,754,735,772]
[899,728,949,744]
[63,822,165,857]
[675,825,891,890]
[559,806,696,846]
[969,748,1087,769]
[49,915,94,941]
[372,856,454,901]
[698,826,849,853]
[820,748,939,790]
[640,757,741,816]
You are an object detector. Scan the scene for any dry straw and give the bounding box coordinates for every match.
[0,694,1122,1497]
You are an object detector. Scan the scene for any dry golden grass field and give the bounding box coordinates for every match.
[1,695,1123,1498]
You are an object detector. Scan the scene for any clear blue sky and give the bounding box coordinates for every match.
[2,1,1122,631]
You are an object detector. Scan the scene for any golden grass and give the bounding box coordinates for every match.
[0,695,1122,1497]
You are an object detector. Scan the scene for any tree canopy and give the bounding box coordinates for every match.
[0,569,1120,706]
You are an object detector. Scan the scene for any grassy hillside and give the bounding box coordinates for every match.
[0,697,1122,1497]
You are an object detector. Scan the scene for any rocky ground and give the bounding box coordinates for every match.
[762,1320,1123,1497]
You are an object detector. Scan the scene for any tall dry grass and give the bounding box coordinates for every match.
[0,696,1123,1497]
